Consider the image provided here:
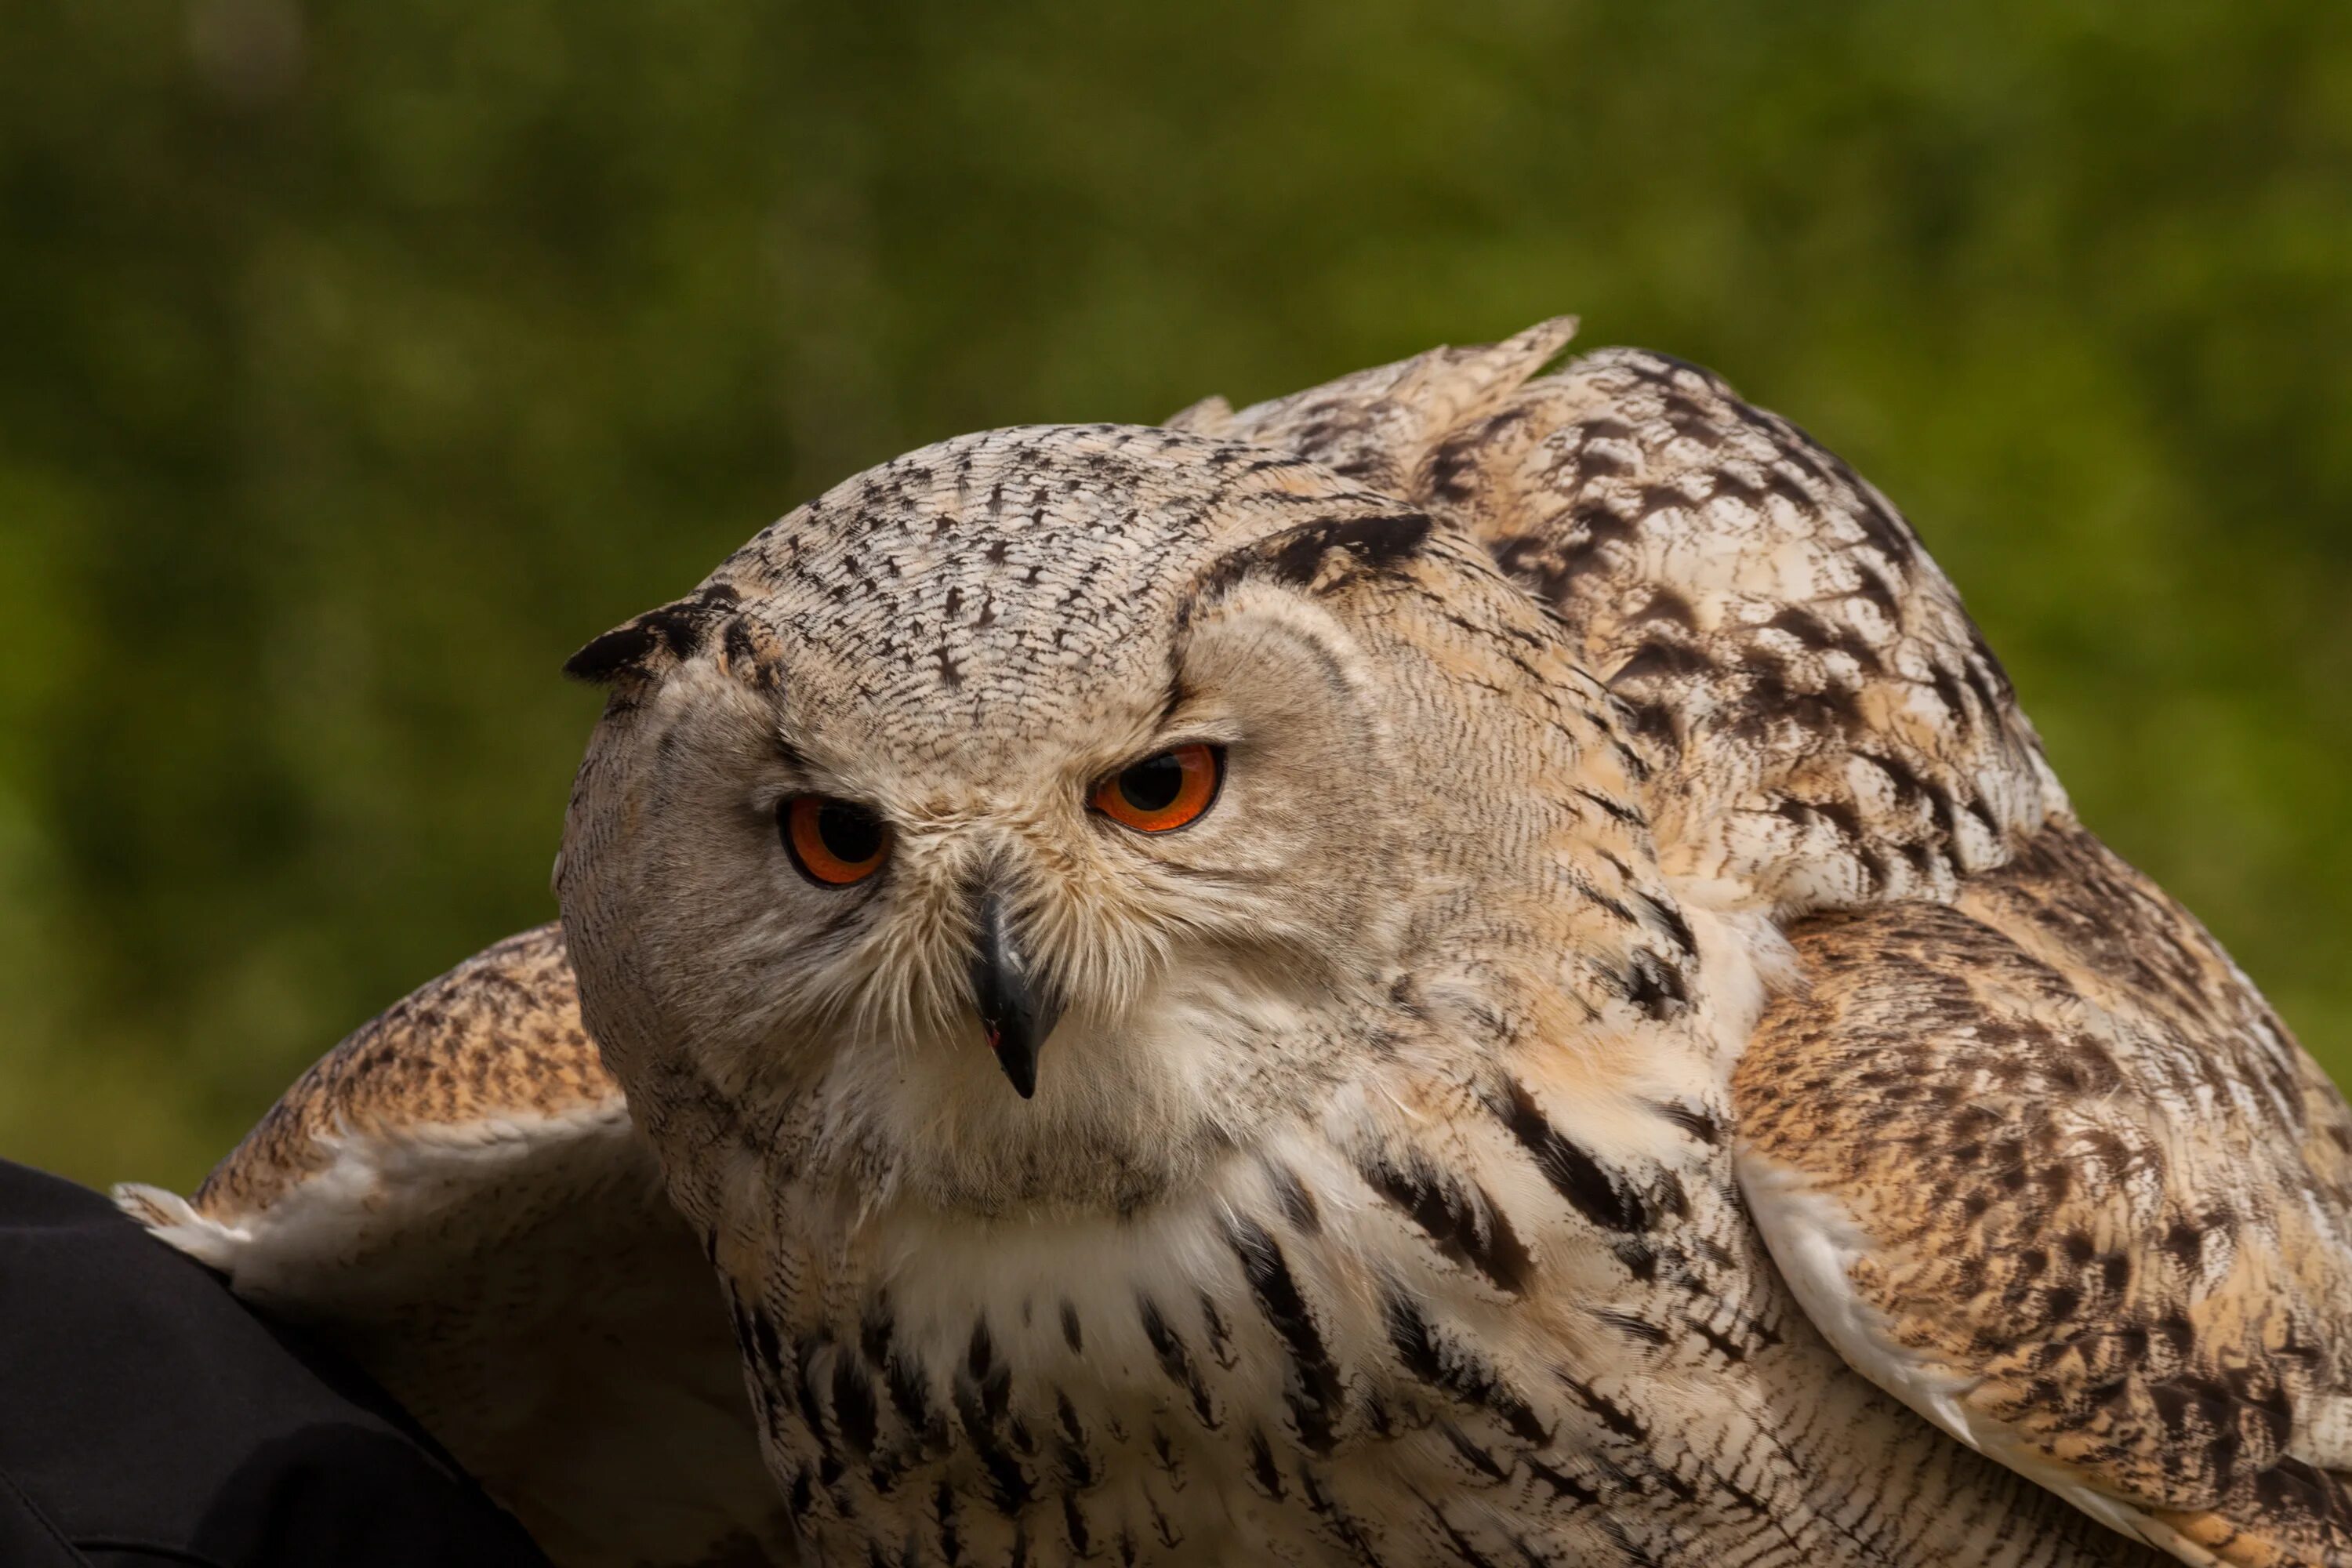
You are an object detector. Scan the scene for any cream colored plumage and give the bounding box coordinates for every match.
[125,321,2352,1567]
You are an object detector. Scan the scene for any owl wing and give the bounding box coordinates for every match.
[1733,829,2352,1568]
[115,924,793,1568]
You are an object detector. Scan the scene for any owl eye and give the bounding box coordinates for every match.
[780,797,891,885]
[1091,744,1223,833]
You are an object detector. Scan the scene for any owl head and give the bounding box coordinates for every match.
[556,425,1671,1214]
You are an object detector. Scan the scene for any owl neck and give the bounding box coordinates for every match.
[734,902,1757,1245]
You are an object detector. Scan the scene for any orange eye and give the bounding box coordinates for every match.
[779,797,891,885]
[1091,744,1223,833]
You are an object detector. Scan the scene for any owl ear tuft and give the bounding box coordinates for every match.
[563,621,663,685]
[1189,317,1579,490]
[564,582,743,686]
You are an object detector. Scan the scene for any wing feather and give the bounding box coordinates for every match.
[118,924,792,1568]
[1734,827,2352,1566]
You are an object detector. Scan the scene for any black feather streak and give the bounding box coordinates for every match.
[1494,1078,1650,1232]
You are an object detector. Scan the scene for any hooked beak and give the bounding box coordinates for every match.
[966,887,1064,1099]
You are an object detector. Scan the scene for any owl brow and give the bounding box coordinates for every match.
[1154,674,1194,732]
[1169,510,1439,644]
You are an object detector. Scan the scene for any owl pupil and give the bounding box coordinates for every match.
[816,803,883,864]
[1118,754,1185,813]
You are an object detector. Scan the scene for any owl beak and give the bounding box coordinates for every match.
[967,888,1063,1099]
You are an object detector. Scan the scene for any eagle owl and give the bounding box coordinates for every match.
[122,321,2352,1568]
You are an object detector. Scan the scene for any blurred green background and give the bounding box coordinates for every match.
[4,2,2347,1192]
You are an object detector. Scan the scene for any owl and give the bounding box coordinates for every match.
[122,321,2352,1568]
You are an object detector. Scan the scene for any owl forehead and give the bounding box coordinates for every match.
[710,425,1376,756]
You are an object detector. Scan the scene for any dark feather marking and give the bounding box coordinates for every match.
[1647,1098,1720,1145]
[1267,1160,1323,1234]
[1599,1513,1664,1568]
[1295,1462,1392,1568]
[1195,512,1436,604]
[949,1393,1032,1516]
[1427,410,1528,503]
[792,1333,837,1457]
[1928,664,1973,734]
[1138,1296,1219,1428]
[1635,481,1697,518]
[1524,1455,1600,1508]
[884,1352,942,1450]
[1630,587,1695,630]
[1359,1152,1534,1293]
[1494,1079,1650,1232]
[1850,565,1902,622]
[1437,1421,1512,1483]
[1630,891,1697,956]
[1384,1291,1551,1446]
[934,1481,964,1566]
[949,1318,1031,1515]
[1609,638,1712,688]
[1617,695,1679,748]
[1051,1390,1097,1487]
[1690,1319,1750,1362]
[833,1353,880,1456]
[719,619,782,690]
[1559,1373,1649,1443]
[1200,1292,1238,1370]
[1593,1308,1669,1347]
[1231,1218,1345,1453]
[1247,1428,1287,1499]
[1423,1495,1504,1568]
[1574,787,1642,825]
[1733,660,1863,741]
[1622,951,1690,1019]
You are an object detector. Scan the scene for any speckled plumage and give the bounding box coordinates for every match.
[1738,828,2352,1566]
[129,322,2350,1567]
[119,928,792,1567]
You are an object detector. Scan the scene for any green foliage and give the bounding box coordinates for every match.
[4,0,2348,1191]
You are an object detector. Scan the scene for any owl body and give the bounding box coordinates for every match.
[714,996,2152,1567]
[555,361,2261,1564]
[128,324,2352,1568]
